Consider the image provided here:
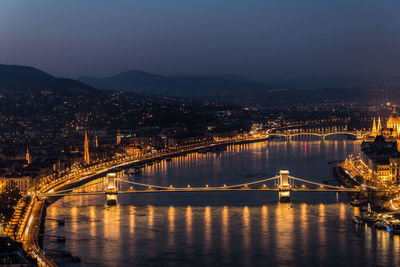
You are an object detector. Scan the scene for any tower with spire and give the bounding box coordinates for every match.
[116,130,121,145]
[25,147,31,165]
[372,118,377,136]
[84,130,90,165]
[377,117,382,132]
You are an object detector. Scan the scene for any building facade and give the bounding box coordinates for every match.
[0,176,31,194]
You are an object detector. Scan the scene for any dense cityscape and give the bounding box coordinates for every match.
[2,1,400,266]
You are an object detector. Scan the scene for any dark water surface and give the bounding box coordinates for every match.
[44,141,400,266]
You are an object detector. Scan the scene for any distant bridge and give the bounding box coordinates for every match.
[266,131,366,141]
[42,170,361,204]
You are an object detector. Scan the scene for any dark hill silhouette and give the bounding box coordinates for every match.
[78,70,272,98]
[0,64,94,94]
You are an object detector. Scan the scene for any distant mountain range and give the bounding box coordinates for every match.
[78,70,272,98]
[79,69,400,100]
[1,63,399,104]
[0,64,95,94]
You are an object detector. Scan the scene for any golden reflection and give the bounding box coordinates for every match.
[148,205,154,238]
[318,204,326,260]
[353,207,360,217]
[393,235,399,264]
[275,203,294,263]
[205,206,211,250]
[47,206,56,226]
[339,203,346,222]
[334,140,338,157]
[261,205,268,249]
[168,206,175,247]
[222,206,229,257]
[186,206,192,244]
[129,206,135,234]
[103,206,108,240]
[168,206,175,232]
[338,203,346,254]
[300,203,308,247]
[115,205,121,240]
[71,206,78,238]
[243,206,250,257]
[89,206,96,237]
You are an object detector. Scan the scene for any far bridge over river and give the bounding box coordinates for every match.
[265,130,366,141]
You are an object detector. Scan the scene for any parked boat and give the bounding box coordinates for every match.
[375,220,387,230]
[362,213,377,224]
[352,216,363,225]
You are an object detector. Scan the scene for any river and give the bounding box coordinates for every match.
[43,140,400,266]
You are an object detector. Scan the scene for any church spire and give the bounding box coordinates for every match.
[372,117,377,133]
[84,130,90,165]
[26,146,31,165]
[377,117,382,132]
[116,130,121,145]
[393,105,397,116]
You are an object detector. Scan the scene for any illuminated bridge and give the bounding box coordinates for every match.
[265,131,366,141]
[42,170,361,204]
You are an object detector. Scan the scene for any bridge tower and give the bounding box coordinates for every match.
[105,173,118,205]
[356,131,363,139]
[278,170,291,202]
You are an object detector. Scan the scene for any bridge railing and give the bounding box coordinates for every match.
[40,173,360,197]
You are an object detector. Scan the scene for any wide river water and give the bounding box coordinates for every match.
[43,140,400,266]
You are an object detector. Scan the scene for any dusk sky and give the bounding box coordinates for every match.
[1,0,400,79]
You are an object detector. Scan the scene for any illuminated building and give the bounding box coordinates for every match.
[370,106,400,146]
[0,176,31,194]
[25,147,31,165]
[84,130,90,165]
[361,106,400,183]
[116,130,122,145]
[361,136,400,183]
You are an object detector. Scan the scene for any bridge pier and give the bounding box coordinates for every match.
[105,173,118,206]
[278,170,291,202]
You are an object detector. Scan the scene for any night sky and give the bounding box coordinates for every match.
[1,0,400,78]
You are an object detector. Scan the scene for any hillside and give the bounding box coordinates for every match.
[0,64,94,94]
[78,70,272,98]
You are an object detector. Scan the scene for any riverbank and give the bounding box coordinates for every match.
[334,162,392,212]
[17,136,273,266]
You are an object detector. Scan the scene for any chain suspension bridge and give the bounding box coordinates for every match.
[42,170,361,204]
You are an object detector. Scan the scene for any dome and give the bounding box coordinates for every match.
[387,106,400,129]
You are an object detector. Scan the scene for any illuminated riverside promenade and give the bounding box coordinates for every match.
[5,131,367,266]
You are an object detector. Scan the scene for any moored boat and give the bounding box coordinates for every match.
[352,216,363,225]
[375,220,387,230]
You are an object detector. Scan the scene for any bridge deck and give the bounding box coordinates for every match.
[43,187,359,197]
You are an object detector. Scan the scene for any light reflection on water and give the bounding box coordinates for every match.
[43,140,399,266]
